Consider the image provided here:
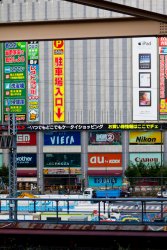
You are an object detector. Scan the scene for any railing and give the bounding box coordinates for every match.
[0,197,167,225]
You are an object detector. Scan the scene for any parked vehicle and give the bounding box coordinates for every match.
[83,188,131,199]
[157,191,167,198]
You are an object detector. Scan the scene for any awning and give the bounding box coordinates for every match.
[87,170,123,176]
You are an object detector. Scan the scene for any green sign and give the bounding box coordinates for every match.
[3,42,27,122]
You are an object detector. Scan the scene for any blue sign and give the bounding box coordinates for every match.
[88,176,122,188]
[44,132,81,145]
[17,153,37,167]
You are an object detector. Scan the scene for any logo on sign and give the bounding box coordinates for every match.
[17,134,30,143]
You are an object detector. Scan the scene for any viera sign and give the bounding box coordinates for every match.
[129,131,162,145]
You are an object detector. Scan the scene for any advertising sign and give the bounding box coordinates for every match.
[17,132,36,146]
[89,131,121,145]
[88,153,122,167]
[3,42,27,122]
[88,176,122,188]
[17,154,37,168]
[129,153,162,166]
[53,40,65,122]
[129,131,162,145]
[28,41,39,122]
[44,131,80,145]
[44,153,81,168]
[132,37,157,121]
[43,168,81,175]
[0,44,2,122]
[159,37,167,120]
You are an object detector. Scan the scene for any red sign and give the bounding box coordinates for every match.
[17,170,37,177]
[88,153,122,167]
[17,132,36,146]
[159,37,167,46]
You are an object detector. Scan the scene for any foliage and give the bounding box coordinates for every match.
[125,161,167,186]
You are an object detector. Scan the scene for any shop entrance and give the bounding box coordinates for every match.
[44,175,81,193]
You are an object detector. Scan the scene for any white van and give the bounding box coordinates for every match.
[83,188,94,198]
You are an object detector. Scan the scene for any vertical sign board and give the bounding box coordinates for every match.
[28,41,39,122]
[3,42,27,122]
[159,37,167,120]
[132,37,157,121]
[0,43,2,122]
[53,40,65,122]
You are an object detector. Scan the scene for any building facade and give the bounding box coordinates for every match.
[0,0,166,192]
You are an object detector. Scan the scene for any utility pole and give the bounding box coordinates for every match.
[8,114,17,220]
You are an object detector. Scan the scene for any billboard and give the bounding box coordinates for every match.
[53,40,65,122]
[129,153,162,166]
[3,42,27,122]
[43,168,81,175]
[132,37,157,121]
[28,41,39,122]
[89,131,121,145]
[44,153,81,168]
[17,132,36,146]
[129,131,162,145]
[44,131,81,145]
[17,154,37,168]
[88,153,122,167]
[159,37,167,120]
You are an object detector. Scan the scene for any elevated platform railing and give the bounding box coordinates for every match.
[0,197,166,225]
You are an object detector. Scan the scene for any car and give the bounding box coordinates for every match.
[121,216,140,223]
[157,191,167,198]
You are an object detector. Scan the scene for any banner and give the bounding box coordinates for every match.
[159,37,167,120]
[88,153,122,167]
[129,153,162,166]
[44,131,80,145]
[28,41,39,122]
[17,132,36,146]
[3,42,27,122]
[43,168,81,175]
[44,153,80,168]
[89,131,121,145]
[132,37,157,121]
[53,40,65,122]
[129,131,162,145]
[17,153,37,168]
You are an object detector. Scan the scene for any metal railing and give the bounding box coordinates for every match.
[0,197,167,225]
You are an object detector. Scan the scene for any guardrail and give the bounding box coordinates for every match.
[0,197,167,225]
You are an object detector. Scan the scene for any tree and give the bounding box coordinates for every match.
[0,164,9,187]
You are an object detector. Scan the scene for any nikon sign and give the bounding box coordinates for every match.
[129,131,162,145]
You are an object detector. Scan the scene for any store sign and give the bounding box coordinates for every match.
[88,153,122,167]
[53,40,65,122]
[17,154,37,167]
[17,170,37,177]
[43,168,81,175]
[89,131,121,145]
[88,176,122,188]
[44,153,80,168]
[132,37,157,121]
[28,41,39,122]
[129,131,162,145]
[17,132,36,146]
[17,177,37,182]
[159,37,167,120]
[44,131,80,145]
[130,153,162,166]
[3,42,27,122]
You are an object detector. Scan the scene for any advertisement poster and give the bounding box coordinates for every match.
[89,131,121,145]
[132,37,157,121]
[88,153,122,167]
[159,37,167,120]
[28,41,39,122]
[129,131,162,145]
[44,153,81,168]
[44,131,81,145]
[53,40,65,122]
[3,42,27,122]
[129,153,162,166]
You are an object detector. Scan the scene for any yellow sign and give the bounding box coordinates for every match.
[43,168,81,175]
[53,40,65,122]
[129,131,163,144]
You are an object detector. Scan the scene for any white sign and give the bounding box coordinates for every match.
[132,37,157,121]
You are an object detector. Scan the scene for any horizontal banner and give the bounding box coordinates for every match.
[129,131,162,145]
[88,153,122,167]
[43,168,81,175]
[0,123,166,131]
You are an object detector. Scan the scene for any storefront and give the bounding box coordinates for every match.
[87,153,123,188]
[43,153,82,192]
